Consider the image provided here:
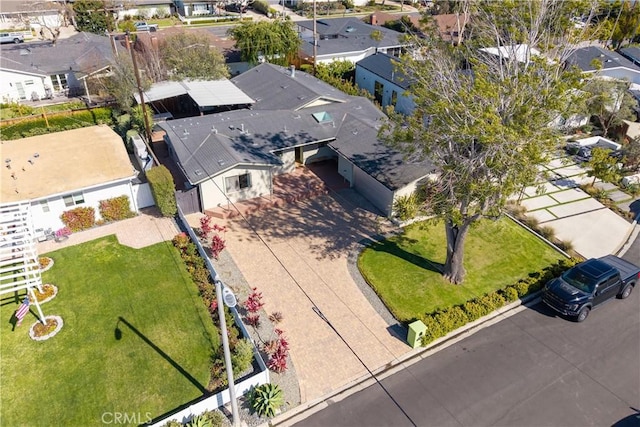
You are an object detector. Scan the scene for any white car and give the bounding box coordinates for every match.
[0,32,24,44]
[134,22,158,32]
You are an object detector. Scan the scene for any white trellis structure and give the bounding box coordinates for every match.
[0,201,46,324]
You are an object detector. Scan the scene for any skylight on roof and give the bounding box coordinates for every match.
[312,111,333,123]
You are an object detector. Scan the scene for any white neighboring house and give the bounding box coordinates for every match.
[0,32,117,103]
[296,17,406,65]
[0,0,64,31]
[0,125,152,236]
[567,46,640,84]
[355,52,414,115]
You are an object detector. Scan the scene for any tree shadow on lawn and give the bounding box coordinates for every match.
[363,236,444,275]
[115,316,206,394]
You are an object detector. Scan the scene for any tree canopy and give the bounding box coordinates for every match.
[72,0,114,34]
[381,0,591,284]
[228,21,300,66]
[160,32,230,81]
[583,78,636,137]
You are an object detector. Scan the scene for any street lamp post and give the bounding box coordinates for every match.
[214,276,241,427]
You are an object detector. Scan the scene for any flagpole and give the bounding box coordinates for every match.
[28,287,46,324]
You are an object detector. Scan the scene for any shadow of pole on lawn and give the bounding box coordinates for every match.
[115,316,206,393]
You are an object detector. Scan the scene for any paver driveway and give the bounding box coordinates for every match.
[218,191,410,402]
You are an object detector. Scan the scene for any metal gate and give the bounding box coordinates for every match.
[175,187,200,215]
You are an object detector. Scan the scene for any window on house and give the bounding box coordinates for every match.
[225,173,251,193]
[63,192,85,207]
[50,74,67,92]
[40,200,50,213]
[24,80,34,85]
[374,81,384,105]
[391,90,398,107]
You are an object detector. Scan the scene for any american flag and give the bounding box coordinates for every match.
[15,297,30,326]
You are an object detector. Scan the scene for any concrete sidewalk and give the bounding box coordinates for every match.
[37,208,179,254]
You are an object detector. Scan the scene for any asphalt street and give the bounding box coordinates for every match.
[297,241,640,427]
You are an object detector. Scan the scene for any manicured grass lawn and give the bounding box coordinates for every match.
[358,218,564,322]
[0,236,219,426]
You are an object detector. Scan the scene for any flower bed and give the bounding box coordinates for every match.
[29,315,63,341]
[39,257,54,272]
[28,284,58,304]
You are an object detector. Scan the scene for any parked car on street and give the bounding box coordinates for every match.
[134,22,158,32]
[542,255,639,322]
[0,32,24,44]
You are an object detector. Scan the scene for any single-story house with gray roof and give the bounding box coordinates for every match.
[296,17,407,65]
[0,31,119,102]
[566,46,640,84]
[355,52,414,115]
[159,63,434,217]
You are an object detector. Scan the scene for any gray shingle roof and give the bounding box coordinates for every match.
[0,32,117,76]
[162,63,435,189]
[356,52,410,90]
[619,46,640,66]
[566,46,639,72]
[231,63,347,110]
[296,17,405,58]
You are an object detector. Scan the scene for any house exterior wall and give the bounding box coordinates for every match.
[29,180,137,232]
[0,70,49,102]
[199,165,272,210]
[301,143,334,164]
[316,48,375,65]
[355,65,415,115]
[589,68,640,85]
[273,149,296,176]
[117,5,172,20]
[353,164,394,216]
[337,154,353,185]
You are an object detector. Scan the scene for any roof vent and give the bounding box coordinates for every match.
[345,26,355,33]
[211,126,217,134]
[194,169,203,176]
[217,159,225,166]
[182,129,189,136]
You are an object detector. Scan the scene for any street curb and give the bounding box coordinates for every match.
[615,214,640,257]
[261,293,542,427]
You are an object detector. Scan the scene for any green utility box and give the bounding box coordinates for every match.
[407,320,427,348]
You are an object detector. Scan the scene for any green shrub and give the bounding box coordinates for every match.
[252,0,270,14]
[232,338,255,376]
[250,383,284,418]
[501,286,519,302]
[435,306,469,331]
[420,315,445,343]
[0,107,114,140]
[60,206,96,231]
[392,193,419,221]
[146,165,177,217]
[462,300,490,321]
[99,195,135,222]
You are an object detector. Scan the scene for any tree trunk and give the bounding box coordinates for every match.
[443,219,472,284]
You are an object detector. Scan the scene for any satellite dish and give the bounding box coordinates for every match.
[222,287,237,308]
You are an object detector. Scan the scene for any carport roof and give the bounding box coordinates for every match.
[134,80,255,108]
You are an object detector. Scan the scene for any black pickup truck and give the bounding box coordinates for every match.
[542,255,640,322]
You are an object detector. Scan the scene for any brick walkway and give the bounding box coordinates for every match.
[37,208,180,254]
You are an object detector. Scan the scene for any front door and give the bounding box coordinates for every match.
[295,147,303,164]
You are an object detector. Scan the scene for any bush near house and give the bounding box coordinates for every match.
[147,165,177,217]
[0,107,114,140]
[60,206,96,231]
[99,195,135,222]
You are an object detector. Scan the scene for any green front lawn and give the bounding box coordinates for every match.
[358,218,564,322]
[0,236,219,426]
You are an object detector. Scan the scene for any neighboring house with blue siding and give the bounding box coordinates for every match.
[355,52,414,115]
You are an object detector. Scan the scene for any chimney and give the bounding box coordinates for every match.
[290,65,295,77]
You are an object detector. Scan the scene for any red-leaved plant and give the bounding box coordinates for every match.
[200,216,227,259]
[244,287,265,313]
[267,329,290,373]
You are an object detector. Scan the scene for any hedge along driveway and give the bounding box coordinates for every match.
[358,217,565,322]
[0,236,219,426]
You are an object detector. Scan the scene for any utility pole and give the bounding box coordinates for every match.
[124,32,160,167]
[313,0,317,75]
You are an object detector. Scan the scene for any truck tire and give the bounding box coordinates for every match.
[576,306,590,322]
[619,284,633,299]
[13,38,20,44]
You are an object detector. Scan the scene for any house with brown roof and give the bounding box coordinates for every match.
[370,12,468,44]
[0,125,151,235]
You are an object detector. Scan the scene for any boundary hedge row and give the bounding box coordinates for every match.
[419,258,580,345]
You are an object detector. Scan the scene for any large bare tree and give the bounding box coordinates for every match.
[382,0,597,284]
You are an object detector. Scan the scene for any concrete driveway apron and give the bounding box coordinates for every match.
[219,193,409,403]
